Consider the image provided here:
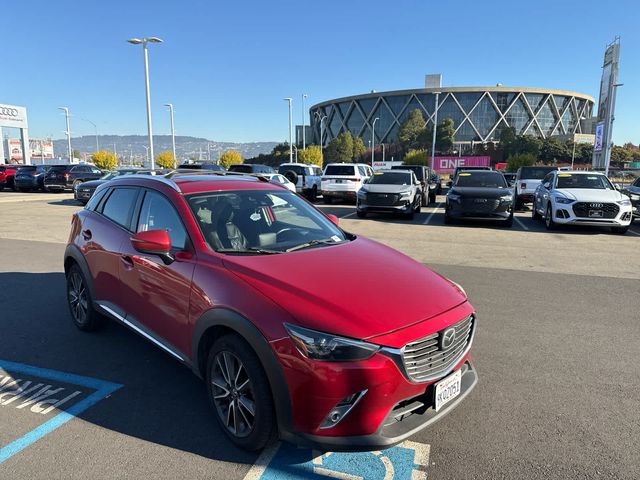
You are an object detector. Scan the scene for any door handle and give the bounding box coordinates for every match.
[120,255,135,270]
[82,229,92,240]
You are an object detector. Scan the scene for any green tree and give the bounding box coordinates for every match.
[611,145,633,164]
[352,137,366,161]
[499,127,517,157]
[506,153,536,172]
[330,132,354,162]
[155,150,175,169]
[298,145,323,166]
[324,140,339,163]
[91,150,117,170]
[404,149,429,166]
[539,137,568,164]
[399,109,426,149]
[436,119,455,153]
[219,150,243,169]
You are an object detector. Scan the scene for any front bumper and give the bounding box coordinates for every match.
[74,189,94,201]
[446,199,513,220]
[45,183,71,191]
[357,199,413,214]
[551,203,632,226]
[15,178,38,189]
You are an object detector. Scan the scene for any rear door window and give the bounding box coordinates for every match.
[137,190,188,249]
[325,165,355,176]
[101,187,139,229]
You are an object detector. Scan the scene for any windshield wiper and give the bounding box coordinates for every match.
[286,238,345,252]
[216,247,282,255]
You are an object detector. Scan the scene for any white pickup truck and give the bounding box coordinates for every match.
[278,163,323,200]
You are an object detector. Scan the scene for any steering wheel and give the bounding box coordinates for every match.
[276,227,309,241]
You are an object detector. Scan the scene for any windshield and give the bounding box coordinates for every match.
[392,165,423,180]
[556,174,613,190]
[228,165,254,173]
[368,171,412,185]
[17,166,37,172]
[455,172,508,188]
[519,167,556,179]
[100,171,120,180]
[187,190,348,254]
[325,165,355,176]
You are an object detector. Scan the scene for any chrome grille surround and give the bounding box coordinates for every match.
[380,315,476,384]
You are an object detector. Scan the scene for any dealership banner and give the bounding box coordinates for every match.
[433,156,491,173]
[594,122,604,152]
[0,103,28,129]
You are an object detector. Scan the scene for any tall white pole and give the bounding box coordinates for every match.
[284,98,293,162]
[604,83,622,177]
[371,117,379,166]
[301,94,307,150]
[143,145,149,166]
[58,107,72,163]
[430,92,441,170]
[165,104,176,168]
[114,142,117,164]
[382,143,385,162]
[142,43,155,169]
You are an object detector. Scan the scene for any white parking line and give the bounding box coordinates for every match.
[423,203,442,225]
[628,228,640,237]
[341,212,356,219]
[513,216,529,231]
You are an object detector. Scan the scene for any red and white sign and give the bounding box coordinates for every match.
[6,138,54,162]
[434,156,491,173]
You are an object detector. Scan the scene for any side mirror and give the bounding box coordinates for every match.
[614,183,622,191]
[543,182,550,189]
[326,214,340,226]
[130,230,174,265]
[446,181,453,187]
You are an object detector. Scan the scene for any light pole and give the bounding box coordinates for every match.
[301,94,308,150]
[114,143,118,164]
[604,83,623,177]
[128,37,163,170]
[381,143,385,163]
[293,144,298,162]
[283,98,293,162]
[314,112,327,156]
[430,92,441,170]
[142,145,149,167]
[82,118,99,152]
[164,103,177,168]
[371,117,379,166]
[58,107,72,163]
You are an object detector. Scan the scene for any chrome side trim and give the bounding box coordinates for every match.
[379,315,477,384]
[98,303,184,361]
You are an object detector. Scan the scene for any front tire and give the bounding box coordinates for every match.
[206,334,277,451]
[545,204,556,230]
[532,199,542,220]
[323,196,333,204]
[66,264,106,331]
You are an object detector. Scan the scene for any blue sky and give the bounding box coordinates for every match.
[2,0,638,144]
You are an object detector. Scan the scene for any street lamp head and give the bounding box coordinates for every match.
[127,38,143,44]
[164,103,173,108]
[147,37,163,43]
[283,97,292,102]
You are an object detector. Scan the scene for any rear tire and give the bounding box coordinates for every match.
[429,192,436,205]
[66,264,107,332]
[422,192,428,207]
[309,185,318,202]
[206,334,277,451]
[504,213,514,228]
[532,199,542,220]
[356,210,367,218]
[444,212,453,224]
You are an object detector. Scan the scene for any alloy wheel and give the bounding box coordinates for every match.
[68,271,88,324]
[211,351,255,438]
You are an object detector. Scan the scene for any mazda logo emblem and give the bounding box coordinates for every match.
[441,327,456,350]
[0,107,19,117]
[589,203,603,208]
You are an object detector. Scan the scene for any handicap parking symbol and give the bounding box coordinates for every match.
[245,441,430,480]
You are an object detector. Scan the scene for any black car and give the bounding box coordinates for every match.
[431,172,443,195]
[447,166,492,187]
[44,164,104,192]
[178,162,226,172]
[74,169,154,204]
[622,176,640,220]
[391,164,434,205]
[14,165,51,191]
[503,172,517,186]
[228,163,274,174]
[445,170,514,227]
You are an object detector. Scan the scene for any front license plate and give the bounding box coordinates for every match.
[589,209,603,218]
[434,369,462,411]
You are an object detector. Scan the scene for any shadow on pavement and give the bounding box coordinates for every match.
[47,199,81,206]
[0,271,257,465]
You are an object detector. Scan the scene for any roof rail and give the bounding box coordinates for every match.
[110,174,181,192]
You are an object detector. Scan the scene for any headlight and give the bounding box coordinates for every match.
[448,193,461,202]
[450,280,467,298]
[284,324,379,361]
[617,199,631,206]
[555,196,574,204]
[499,195,513,202]
[357,189,367,198]
[399,191,412,200]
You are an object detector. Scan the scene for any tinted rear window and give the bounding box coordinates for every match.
[229,165,254,173]
[17,166,37,172]
[519,167,556,179]
[325,165,355,176]
[392,165,423,180]
[49,165,71,172]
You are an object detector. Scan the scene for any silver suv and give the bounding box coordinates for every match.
[356,170,422,219]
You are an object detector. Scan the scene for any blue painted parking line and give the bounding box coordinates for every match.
[244,441,430,480]
[0,359,122,463]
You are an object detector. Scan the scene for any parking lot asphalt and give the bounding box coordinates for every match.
[1,191,639,479]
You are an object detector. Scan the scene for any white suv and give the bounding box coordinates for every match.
[278,163,322,200]
[532,170,633,234]
[321,163,373,204]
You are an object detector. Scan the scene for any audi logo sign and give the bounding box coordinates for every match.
[0,104,28,128]
[589,203,604,208]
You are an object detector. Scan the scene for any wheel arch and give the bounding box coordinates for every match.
[191,308,293,435]
[64,244,97,301]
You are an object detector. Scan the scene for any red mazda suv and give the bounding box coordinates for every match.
[64,173,477,451]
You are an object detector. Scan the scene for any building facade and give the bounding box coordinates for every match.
[309,87,594,147]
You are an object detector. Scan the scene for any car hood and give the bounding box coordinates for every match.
[222,237,466,342]
[554,189,626,202]
[450,187,512,198]
[361,184,413,194]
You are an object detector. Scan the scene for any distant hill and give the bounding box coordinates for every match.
[53,135,277,163]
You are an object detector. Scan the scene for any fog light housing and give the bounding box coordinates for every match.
[319,390,367,429]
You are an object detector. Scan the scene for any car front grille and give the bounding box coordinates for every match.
[461,198,500,213]
[402,315,474,382]
[367,193,400,206]
[572,202,619,219]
